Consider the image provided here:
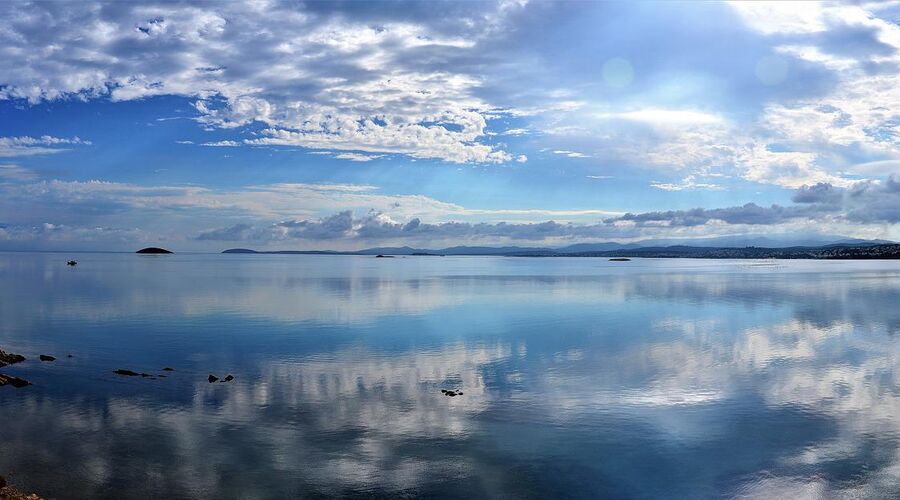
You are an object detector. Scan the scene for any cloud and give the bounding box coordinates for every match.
[333,153,383,162]
[605,203,834,228]
[553,150,590,158]
[0,1,524,164]
[200,140,240,147]
[650,175,722,192]
[0,136,90,157]
[594,109,725,127]
[0,164,38,181]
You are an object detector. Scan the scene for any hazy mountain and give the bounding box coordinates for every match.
[222,235,895,256]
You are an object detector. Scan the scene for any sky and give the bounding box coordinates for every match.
[2,0,900,251]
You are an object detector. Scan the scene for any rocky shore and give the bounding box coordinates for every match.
[0,476,42,500]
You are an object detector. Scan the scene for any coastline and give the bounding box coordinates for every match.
[0,476,41,500]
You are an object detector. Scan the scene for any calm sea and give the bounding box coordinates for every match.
[1,252,900,498]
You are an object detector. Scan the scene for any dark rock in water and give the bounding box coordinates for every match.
[208,374,219,383]
[67,260,77,266]
[0,373,32,388]
[440,389,448,394]
[375,254,394,258]
[162,367,174,371]
[609,257,631,261]
[0,349,26,368]
[67,354,73,358]
[457,391,463,395]
[113,369,140,376]
[140,373,151,377]
[39,355,56,362]
[136,247,173,254]
[223,375,234,382]
[158,375,167,378]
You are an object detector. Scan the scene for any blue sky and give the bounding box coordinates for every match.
[1,0,900,250]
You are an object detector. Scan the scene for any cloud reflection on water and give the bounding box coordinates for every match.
[1,255,900,497]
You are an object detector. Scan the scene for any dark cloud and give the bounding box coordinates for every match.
[792,183,843,204]
[605,203,833,227]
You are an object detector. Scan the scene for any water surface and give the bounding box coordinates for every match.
[1,253,900,498]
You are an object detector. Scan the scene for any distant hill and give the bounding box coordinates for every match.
[136,247,173,254]
[222,240,900,259]
[558,244,900,259]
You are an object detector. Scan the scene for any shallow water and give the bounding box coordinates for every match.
[1,253,900,498]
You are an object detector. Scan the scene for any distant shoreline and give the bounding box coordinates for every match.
[222,243,900,260]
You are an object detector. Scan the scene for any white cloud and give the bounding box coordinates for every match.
[0,164,38,180]
[650,175,723,192]
[553,150,590,158]
[0,2,525,164]
[595,108,724,127]
[333,153,382,162]
[0,135,90,157]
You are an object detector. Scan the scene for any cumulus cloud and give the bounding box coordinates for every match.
[0,1,524,164]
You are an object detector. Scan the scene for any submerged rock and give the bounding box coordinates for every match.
[162,367,174,371]
[208,374,219,383]
[113,369,140,376]
[0,374,31,388]
[39,355,55,362]
[0,349,25,368]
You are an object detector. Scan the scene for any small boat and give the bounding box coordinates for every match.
[66,260,77,266]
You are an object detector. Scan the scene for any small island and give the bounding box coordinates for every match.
[136,247,173,254]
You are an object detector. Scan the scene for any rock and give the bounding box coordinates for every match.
[0,373,32,388]
[66,260,77,266]
[223,375,234,382]
[0,349,25,368]
[113,369,140,376]
[440,389,448,394]
[609,257,631,262]
[136,247,173,254]
[0,474,44,499]
[457,391,463,395]
[208,374,219,383]
[375,254,394,258]
[158,375,167,378]
[162,367,174,371]
[67,354,73,358]
[39,355,55,362]
[140,373,151,377]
